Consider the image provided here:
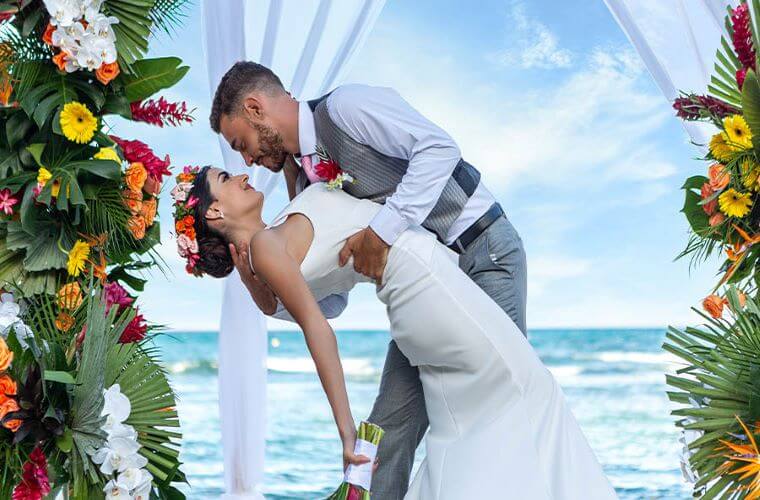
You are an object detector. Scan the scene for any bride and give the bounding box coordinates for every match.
[175,166,617,499]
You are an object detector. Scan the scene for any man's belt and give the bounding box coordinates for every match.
[447,203,504,254]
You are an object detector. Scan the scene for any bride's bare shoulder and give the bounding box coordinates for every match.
[248,229,286,271]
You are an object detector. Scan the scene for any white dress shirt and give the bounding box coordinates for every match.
[296,84,496,246]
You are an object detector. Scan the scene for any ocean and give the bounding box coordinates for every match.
[154,329,692,499]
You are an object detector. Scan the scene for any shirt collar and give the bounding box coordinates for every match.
[298,101,318,158]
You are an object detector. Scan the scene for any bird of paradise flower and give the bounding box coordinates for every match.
[718,416,760,499]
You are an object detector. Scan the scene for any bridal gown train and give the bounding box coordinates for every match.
[268,184,617,500]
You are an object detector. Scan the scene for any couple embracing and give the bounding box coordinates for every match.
[172,61,616,499]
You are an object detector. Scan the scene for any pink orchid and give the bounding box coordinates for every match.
[186,195,199,209]
[0,188,18,215]
[170,183,191,202]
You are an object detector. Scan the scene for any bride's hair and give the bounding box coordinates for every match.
[189,166,234,278]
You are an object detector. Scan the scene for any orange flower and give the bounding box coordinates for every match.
[0,397,20,431]
[0,336,12,372]
[701,182,718,215]
[0,78,10,107]
[184,226,195,240]
[52,51,68,72]
[57,282,83,310]
[703,294,728,319]
[175,219,185,233]
[89,251,107,285]
[177,172,195,183]
[125,162,148,193]
[709,163,730,191]
[42,23,55,46]
[128,214,146,240]
[710,213,726,226]
[55,312,75,332]
[122,189,143,215]
[0,374,16,401]
[141,197,157,226]
[95,61,120,85]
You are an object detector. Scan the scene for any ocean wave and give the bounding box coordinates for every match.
[166,356,379,377]
[548,365,583,378]
[268,357,378,377]
[593,351,679,365]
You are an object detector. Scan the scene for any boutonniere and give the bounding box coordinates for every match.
[316,145,354,190]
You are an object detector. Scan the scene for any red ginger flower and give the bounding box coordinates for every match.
[673,94,742,121]
[119,311,147,343]
[110,136,171,180]
[12,447,50,500]
[130,97,194,128]
[732,3,756,71]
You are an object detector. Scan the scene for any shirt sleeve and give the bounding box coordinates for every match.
[326,84,461,245]
[271,292,349,322]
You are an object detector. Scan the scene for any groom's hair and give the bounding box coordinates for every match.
[210,61,285,133]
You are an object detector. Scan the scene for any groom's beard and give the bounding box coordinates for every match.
[251,121,287,172]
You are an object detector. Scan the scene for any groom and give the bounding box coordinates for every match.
[210,61,527,499]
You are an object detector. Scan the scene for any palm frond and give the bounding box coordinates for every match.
[150,0,191,36]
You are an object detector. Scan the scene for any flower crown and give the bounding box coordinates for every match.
[171,166,202,276]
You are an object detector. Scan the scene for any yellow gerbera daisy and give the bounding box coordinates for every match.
[60,102,97,144]
[723,114,753,149]
[94,147,120,163]
[37,167,52,185]
[742,158,760,191]
[66,240,90,277]
[719,188,753,218]
[710,132,738,162]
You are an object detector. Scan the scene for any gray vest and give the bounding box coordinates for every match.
[304,93,481,241]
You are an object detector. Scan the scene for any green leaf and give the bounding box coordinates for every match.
[121,57,189,102]
[56,427,73,453]
[21,9,42,38]
[6,112,32,149]
[741,69,760,153]
[102,92,133,119]
[681,189,711,237]
[44,370,77,384]
[25,143,45,167]
[108,266,147,292]
[69,159,121,180]
[682,175,709,191]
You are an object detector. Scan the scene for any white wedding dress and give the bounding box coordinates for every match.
[268,183,617,499]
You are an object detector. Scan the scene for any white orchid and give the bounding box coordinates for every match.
[43,0,80,26]
[75,45,103,71]
[117,468,151,492]
[89,36,118,65]
[0,294,34,350]
[102,384,131,422]
[91,437,148,475]
[132,481,151,500]
[103,479,131,500]
[87,13,119,40]
[104,420,137,441]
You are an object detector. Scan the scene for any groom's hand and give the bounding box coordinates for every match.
[339,227,389,282]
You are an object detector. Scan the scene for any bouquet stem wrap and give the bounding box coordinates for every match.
[327,421,385,500]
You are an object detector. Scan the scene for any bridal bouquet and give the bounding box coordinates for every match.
[0,0,193,497]
[327,421,385,500]
[667,1,760,498]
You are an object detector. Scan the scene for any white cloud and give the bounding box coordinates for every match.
[489,2,573,69]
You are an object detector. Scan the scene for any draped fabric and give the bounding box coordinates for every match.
[202,1,385,497]
[603,0,736,144]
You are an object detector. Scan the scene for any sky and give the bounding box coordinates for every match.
[114,0,725,331]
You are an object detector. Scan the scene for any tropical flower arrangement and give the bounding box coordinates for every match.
[0,0,194,497]
[170,166,200,276]
[667,1,760,498]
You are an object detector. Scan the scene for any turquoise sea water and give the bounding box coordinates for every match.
[155,329,691,499]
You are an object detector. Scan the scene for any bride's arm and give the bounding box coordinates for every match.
[250,231,370,469]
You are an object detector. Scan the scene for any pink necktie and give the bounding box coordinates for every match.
[300,154,322,184]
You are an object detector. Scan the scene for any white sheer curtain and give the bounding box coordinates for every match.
[603,0,736,144]
[202,1,385,497]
